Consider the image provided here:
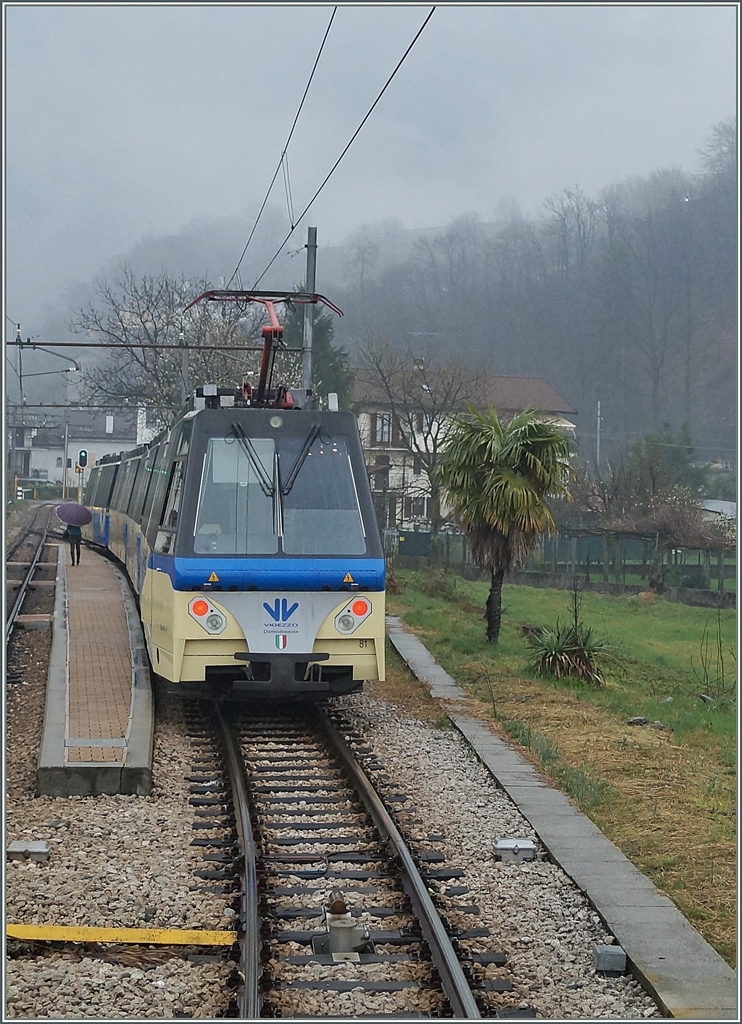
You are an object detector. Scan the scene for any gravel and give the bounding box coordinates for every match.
[329,692,662,1020]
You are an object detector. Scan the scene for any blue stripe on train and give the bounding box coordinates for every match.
[149,553,386,592]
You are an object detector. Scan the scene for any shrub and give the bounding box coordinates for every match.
[527,580,614,686]
[527,620,611,686]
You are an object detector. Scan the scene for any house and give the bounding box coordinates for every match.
[7,407,158,498]
[354,372,577,533]
[701,499,736,522]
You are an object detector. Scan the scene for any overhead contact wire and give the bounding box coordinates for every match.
[227,7,338,288]
[252,7,436,288]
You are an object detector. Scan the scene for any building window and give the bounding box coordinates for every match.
[404,496,428,520]
[56,457,63,467]
[412,455,422,476]
[374,413,392,445]
[372,455,390,491]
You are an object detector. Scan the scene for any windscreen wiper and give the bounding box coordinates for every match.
[281,423,322,495]
[230,422,275,497]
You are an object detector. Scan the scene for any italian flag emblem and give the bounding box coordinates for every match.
[274,634,288,650]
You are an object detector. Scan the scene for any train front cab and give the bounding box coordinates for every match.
[139,406,386,696]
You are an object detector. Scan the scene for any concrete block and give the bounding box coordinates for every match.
[594,943,627,972]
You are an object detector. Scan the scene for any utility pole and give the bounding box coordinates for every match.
[10,413,16,504]
[180,330,189,406]
[301,226,317,392]
[15,326,27,426]
[596,400,602,473]
[63,423,69,499]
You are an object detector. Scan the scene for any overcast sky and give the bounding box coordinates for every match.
[4,3,738,338]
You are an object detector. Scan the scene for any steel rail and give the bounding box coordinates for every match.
[215,704,262,1019]
[6,513,51,646]
[319,708,482,1019]
[6,504,47,562]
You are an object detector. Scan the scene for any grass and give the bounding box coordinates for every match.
[382,567,737,967]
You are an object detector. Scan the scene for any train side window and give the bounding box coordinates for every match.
[139,445,162,528]
[154,459,185,554]
[125,455,145,517]
[132,450,157,523]
[98,464,118,509]
[109,462,125,510]
[144,444,173,545]
[174,424,191,457]
[110,460,132,511]
[84,470,99,507]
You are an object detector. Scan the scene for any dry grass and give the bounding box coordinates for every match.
[369,639,737,967]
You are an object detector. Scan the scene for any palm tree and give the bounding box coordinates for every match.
[436,407,573,643]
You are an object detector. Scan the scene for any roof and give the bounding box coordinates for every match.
[353,371,576,417]
[29,408,139,448]
[702,499,736,517]
[479,376,576,415]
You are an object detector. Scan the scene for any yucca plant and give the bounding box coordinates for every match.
[528,621,611,686]
[527,582,613,686]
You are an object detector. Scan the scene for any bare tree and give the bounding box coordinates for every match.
[356,337,488,532]
[71,267,265,427]
[542,186,598,278]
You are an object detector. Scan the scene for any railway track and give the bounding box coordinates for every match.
[189,700,529,1019]
[6,503,57,647]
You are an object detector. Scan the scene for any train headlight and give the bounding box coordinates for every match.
[205,611,226,633]
[189,597,227,635]
[334,597,372,635]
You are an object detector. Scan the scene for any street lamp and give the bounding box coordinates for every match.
[15,366,79,379]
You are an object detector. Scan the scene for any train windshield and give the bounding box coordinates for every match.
[280,434,366,555]
[194,437,277,554]
[192,432,366,556]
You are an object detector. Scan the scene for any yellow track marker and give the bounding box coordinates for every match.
[7,924,237,946]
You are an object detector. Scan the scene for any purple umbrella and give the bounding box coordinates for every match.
[55,502,93,526]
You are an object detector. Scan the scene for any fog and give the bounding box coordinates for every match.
[4,4,737,350]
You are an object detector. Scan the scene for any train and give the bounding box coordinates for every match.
[82,291,385,698]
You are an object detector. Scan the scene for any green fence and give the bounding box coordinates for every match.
[394,529,735,594]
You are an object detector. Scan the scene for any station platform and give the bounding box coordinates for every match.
[37,542,153,797]
[387,616,738,1022]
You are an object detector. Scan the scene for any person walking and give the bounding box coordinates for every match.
[65,524,82,566]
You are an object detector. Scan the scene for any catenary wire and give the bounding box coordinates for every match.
[252,6,436,289]
[226,7,338,288]
[282,151,296,229]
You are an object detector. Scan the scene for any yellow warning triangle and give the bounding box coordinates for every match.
[207,572,220,583]
[342,573,355,583]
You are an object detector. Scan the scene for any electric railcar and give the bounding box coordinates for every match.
[83,290,385,697]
